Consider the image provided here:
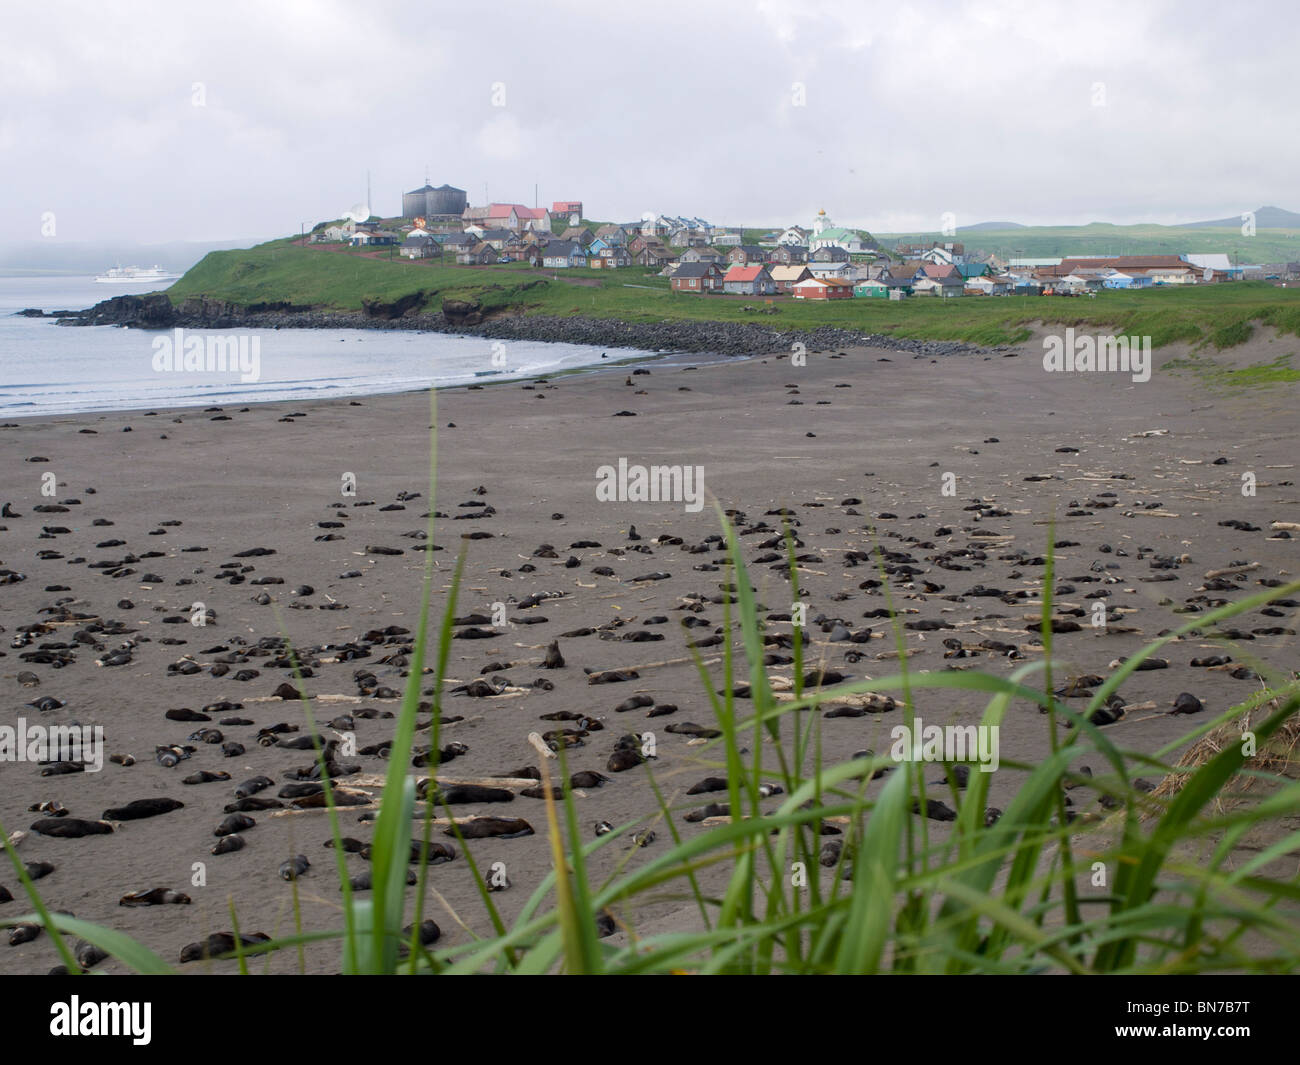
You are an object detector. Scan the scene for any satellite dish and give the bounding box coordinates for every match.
[343,203,371,223]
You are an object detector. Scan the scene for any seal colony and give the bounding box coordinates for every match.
[0,331,1296,972]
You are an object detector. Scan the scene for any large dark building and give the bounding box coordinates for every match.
[402,183,467,220]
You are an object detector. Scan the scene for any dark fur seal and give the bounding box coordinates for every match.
[386,840,456,865]
[156,744,195,767]
[446,817,534,840]
[521,784,565,800]
[403,919,441,946]
[687,776,728,795]
[102,798,184,821]
[179,931,271,963]
[225,796,283,812]
[0,886,12,904]
[279,782,324,799]
[120,887,191,907]
[9,923,41,946]
[290,788,370,808]
[569,771,609,789]
[25,861,55,881]
[31,818,113,838]
[165,707,211,722]
[664,722,722,738]
[234,776,275,798]
[75,940,108,969]
[215,813,255,836]
[912,798,957,822]
[685,803,729,823]
[211,834,245,855]
[607,749,645,773]
[423,784,515,805]
[183,770,231,785]
[279,854,310,881]
[347,869,418,891]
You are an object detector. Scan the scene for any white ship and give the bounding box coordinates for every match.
[93,265,180,284]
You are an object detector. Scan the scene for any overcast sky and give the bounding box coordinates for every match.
[3,0,1295,246]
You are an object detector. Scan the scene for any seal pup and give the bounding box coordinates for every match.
[279,854,310,881]
[119,887,191,907]
[211,834,245,855]
[179,932,271,963]
[347,868,418,891]
[234,775,275,798]
[183,770,231,785]
[215,813,255,836]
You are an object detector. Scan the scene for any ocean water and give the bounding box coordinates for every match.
[0,276,654,419]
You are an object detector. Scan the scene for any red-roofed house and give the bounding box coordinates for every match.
[722,264,776,295]
[462,203,551,232]
[791,276,854,300]
[552,201,583,224]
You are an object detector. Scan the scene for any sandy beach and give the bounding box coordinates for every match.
[1,333,1297,973]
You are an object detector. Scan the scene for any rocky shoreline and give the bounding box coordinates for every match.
[26,291,1000,358]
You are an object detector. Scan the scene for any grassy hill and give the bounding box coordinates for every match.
[879,223,1300,265]
[164,238,1300,351]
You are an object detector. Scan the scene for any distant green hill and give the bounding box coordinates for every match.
[880,222,1300,264]
[1182,205,1300,229]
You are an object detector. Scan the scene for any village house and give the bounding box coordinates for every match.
[1101,270,1151,289]
[769,264,813,293]
[400,233,438,259]
[679,246,727,266]
[671,262,725,293]
[349,229,397,247]
[552,200,583,225]
[462,203,552,233]
[727,245,768,266]
[792,276,854,300]
[542,240,588,268]
[912,263,965,296]
[853,278,890,298]
[898,240,966,265]
[588,246,631,269]
[440,232,477,253]
[457,241,498,265]
[722,264,776,295]
[669,228,709,247]
[594,224,628,247]
[479,228,516,251]
[560,226,595,247]
[776,225,810,246]
[635,243,677,269]
[767,244,809,265]
[963,275,1012,296]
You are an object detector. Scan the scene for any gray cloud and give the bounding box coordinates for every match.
[3,0,1294,246]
